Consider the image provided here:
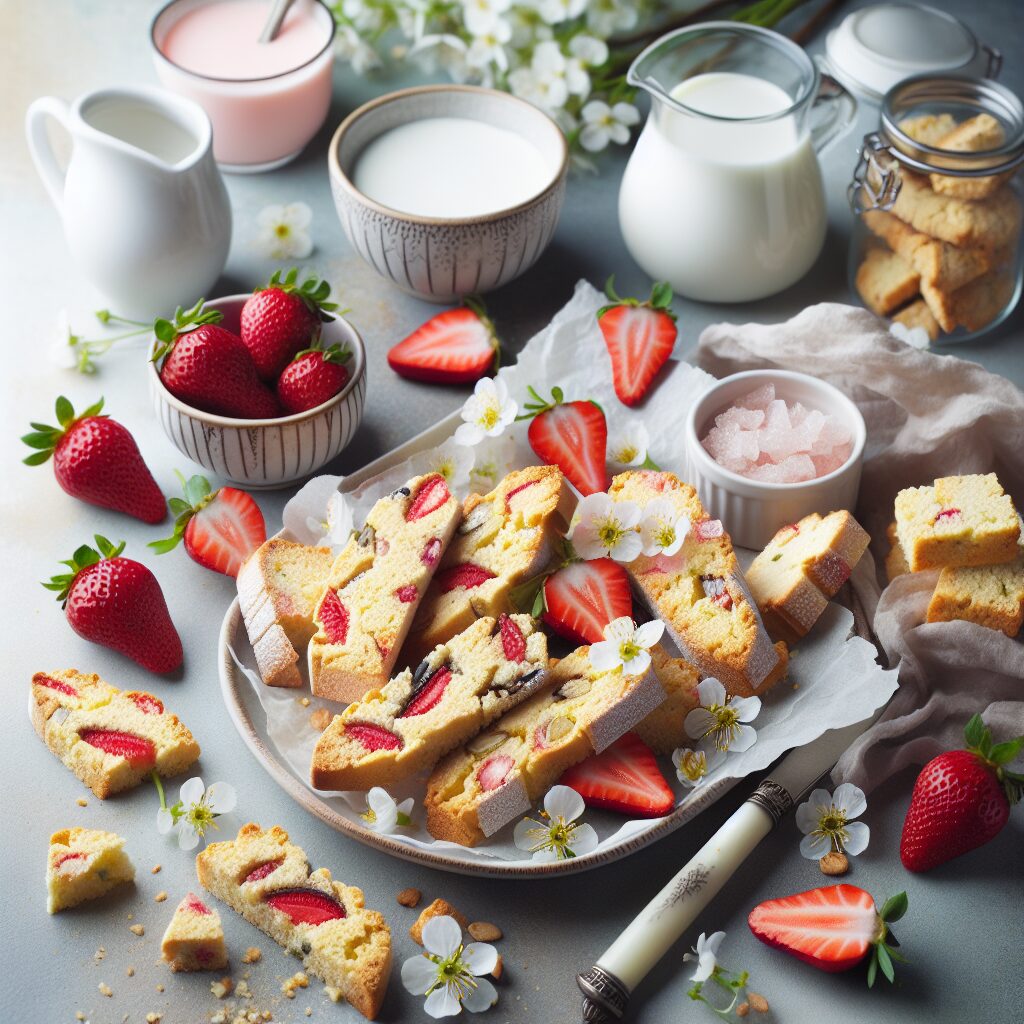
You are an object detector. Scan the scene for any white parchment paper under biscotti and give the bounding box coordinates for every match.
[228,281,898,864]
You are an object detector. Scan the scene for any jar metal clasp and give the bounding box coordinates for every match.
[848,132,902,214]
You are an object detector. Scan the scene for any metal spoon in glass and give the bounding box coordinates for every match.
[259,0,295,43]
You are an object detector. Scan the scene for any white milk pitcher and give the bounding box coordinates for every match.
[619,23,856,303]
[26,85,232,319]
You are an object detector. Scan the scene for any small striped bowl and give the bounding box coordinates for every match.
[148,295,366,490]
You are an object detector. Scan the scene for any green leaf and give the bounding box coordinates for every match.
[55,396,74,426]
[886,944,909,964]
[22,450,53,466]
[81,397,105,420]
[650,281,674,309]
[94,535,125,560]
[168,497,192,518]
[876,944,895,983]
[148,534,183,554]
[21,431,57,449]
[964,713,986,749]
[154,318,176,344]
[73,544,98,566]
[880,891,908,923]
[989,738,1024,765]
[551,386,563,403]
[183,474,212,508]
[866,951,878,988]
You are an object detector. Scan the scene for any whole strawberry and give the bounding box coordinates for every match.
[153,299,281,419]
[277,343,351,414]
[900,713,1024,872]
[22,396,166,523]
[241,268,339,380]
[44,536,183,673]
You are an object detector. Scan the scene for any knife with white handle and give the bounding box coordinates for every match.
[576,716,874,1022]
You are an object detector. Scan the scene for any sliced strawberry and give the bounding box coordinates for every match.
[505,479,538,511]
[79,728,156,767]
[387,305,499,384]
[421,537,441,566]
[400,666,453,718]
[934,507,961,523]
[406,474,451,522]
[560,733,674,818]
[498,614,526,662]
[345,722,402,751]
[265,888,346,926]
[434,563,496,593]
[244,859,284,884]
[597,278,677,407]
[478,754,514,792]
[54,851,88,870]
[524,390,608,496]
[183,893,212,915]
[693,519,724,541]
[320,590,349,644]
[395,584,418,603]
[700,575,733,610]
[35,674,78,697]
[542,559,632,645]
[126,692,164,715]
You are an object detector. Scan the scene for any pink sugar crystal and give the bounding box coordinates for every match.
[737,383,775,409]
[716,405,765,431]
[811,416,852,455]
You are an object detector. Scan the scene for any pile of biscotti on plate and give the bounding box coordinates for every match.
[855,113,1022,341]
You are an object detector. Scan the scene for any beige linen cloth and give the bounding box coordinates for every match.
[697,302,1024,791]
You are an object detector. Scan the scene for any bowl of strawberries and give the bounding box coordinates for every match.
[148,269,366,489]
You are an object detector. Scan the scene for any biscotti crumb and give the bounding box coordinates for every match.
[155,983,165,992]
[468,921,502,942]
[77,797,89,807]
[154,891,168,902]
[235,978,251,997]
[95,947,106,961]
[283,972,309,998]
[151,864,162,874]
[99,982,113,997]
[299,696,311,707]
[146,1014,163,1023]
[491,955,503,981]
[396,887,422,908]
[126,966,135,977]
[211,977,234,999]
[242,947,262,964]
[309,708,331,732]
[819,851,850,876]
[410,899,468,945]
[737,1003,750,1017]
[76,1013,87,1021]
[306,1009,313,1017]
[129,923,145,936]
[748,991,770,1013]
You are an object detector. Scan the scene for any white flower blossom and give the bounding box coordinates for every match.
[796,783,870,860]
[513,785,599,862]
[570,492,642,561]
[306,491,355,547]
[409,32,470,79]
[533,39,590,99]
[639,498,690,557]
[335,23,382,75]
[454,377,517,446]
[579,99,641,152]
[569,34,608,67]
[401,915,499,1017]
[889,320,930,349]
[589,616,664,676]
[537,0,587,25]
[684,679,760,754]
[357,787,415,835]
[422,441,474,494]
[607,420,650,472]
[462,0,510,36]
[256,202,313,260]
[466,17,512,75]
[156,777,236,851]
[340,0,385,33]
[586,0,638,36]
[467,435,517,494]
[671,745,726,788]
[683,931,726,983]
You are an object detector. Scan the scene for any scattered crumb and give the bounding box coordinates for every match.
[95,947,106,962]
[146,1014,163,1023]
[156,984,165,993]
[305,1010,312,1018]
[410,899,468,945]
[99,982,113,997]
[491,954,503,981]
[299,696,311,707]
[235,978,252,998]
[127,913,133,920]
[819,851,850,876]
[396,887,422,908]
[154,891,168,903]
[309,708,331,732]
[283,972,309,998]
[792,682,800,690]
[737,1002,750,1017]
[151,864,162,875]
[748,991,770,1013]
[77,797,89,807]
[126,966,135,977]
[76,1013,87,1021]
[129,923,146,936]
[242,947,262,964]
[212,977,235,999]
[468,921,502,942]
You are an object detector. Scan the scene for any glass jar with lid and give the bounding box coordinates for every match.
[848,74,1024,344]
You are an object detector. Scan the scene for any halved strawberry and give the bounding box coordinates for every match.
[523,387,608,496]
[345,722,402,751]
[35,674,78,697]
[560,733,673,818]
[434,563,496,593]
[396,584,418,603]
[400,666,453,718]
[478,754,514,792]
[542,558,632,645]
[54,851,87,870]
[126,692,164,715]
[421,538,442,566]
[498,614,526,662]
[387,302,499,384]
[265,888,346,926]
[406,474,452,522]
[79,728,156,767]
[748,886,909,986]
[320,591,349,644]
[243,859,283,884]
[149,472,266,578]
[597,278,677,407]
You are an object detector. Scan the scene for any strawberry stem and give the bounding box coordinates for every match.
[22,396,105,466]
[151,298,223,362]
[259,267,340,323]
[597,276,677,321]
[149,471,217,555]
[962,713,1024,806]
[43,535,126,606]
[867,891,909,988]
[516,385,565,421]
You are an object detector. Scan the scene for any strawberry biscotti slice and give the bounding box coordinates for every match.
[424,646,666,847]
[237,538,334,688]
[311,614,548,791]
[197,823,391,1020]
[609,471,779,696]
[309,473,460,704]
[402,466,572,665]
[161,893,228,971]
[745,511,870,643]
[31,670,200,799]
[47,827,135,913]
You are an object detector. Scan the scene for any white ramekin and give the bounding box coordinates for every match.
[684,369,867,550]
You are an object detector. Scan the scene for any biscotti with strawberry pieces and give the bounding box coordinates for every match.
[926,554,1024,637]
[745,511,870,643]
[308,473,460,704]
[237,539,334,688]
[31,670,200,798]
[311,614,548,791]
[893,473,1020,572]
[196,823,391,1019]
[424,646,666,847]
[608,470,780,696]
[161,893,228,971]
[47,827,135,913]
[402,465,572,665]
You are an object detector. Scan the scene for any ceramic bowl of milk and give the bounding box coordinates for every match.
[151,0,335,172]
[329,85,569,301]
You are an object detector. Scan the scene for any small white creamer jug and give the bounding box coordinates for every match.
[26,85,232,319]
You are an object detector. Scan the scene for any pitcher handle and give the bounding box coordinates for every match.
[808,60,857,156]
[25,97,72,215]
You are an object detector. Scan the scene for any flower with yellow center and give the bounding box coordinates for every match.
[454,377,517,446]
[589,615,664,676]
[607,420,651,472]
[672,745,726,788]
[513,786,598,862]
[155,776,236,851]
[639,498,691,557]
[570,492,643,561]
[255,202,313,260]
[795,784,870,859]
[684,679,760,754]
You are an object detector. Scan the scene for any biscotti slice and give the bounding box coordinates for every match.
[424,647,666,847]
[608,470,779,695]
[892,298,941,342]
[31,670,200,799]
[402,466,572,665]
[308,474,460,704]
[745,512,871,643]
[161,893,228,971]
[920,270,1015,334]
[855,246,921,316]
[894,473,1020,572]
[884,522,911,581]
[196,823,391,1019]
[311,614,548,791]
[634,642,788,756]
[47,827,135,913]
[926,554,1024,637]
[930,114,1013,200]
[238,539,334,688]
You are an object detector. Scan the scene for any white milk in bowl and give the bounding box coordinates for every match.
[619,71,827,302]
[353,118,552,219]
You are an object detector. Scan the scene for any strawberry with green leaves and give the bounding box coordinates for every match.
[277,343,351,414]
[22,396,166,523]
[150,473,266,578]
[44,536,182,674]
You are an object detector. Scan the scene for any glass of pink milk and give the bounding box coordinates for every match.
[151,0,335,172]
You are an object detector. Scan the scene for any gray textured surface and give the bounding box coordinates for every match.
[3,2,1023,1023]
